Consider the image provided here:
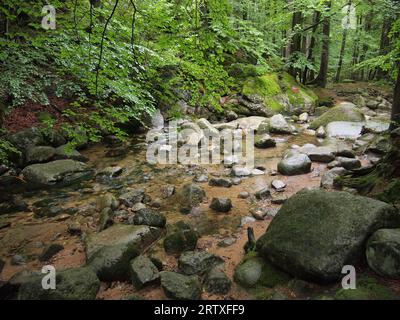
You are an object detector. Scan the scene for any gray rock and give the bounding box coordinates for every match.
[278,153,312,176]
[217,237,237,247]
[255,187,271,200]
[54,144,88,162]
[366,229,400,278]
[256,189,400,282]
[160,271,201,300]
[86,224,162,281]
[269,114,292,134]
[320,167,348,189]
[316,126,326,138]
[22,160,93,188]
[197,118,219,137]
[241,216,256,226]
[39,244,64,262]
[119,189,145,207]
[209,178,233,188]
[210,198,233,213]
[98,208,113,231]
[8,128,44,150]
[226,111,238,122]
[17,267,100,300]
[255,134,276,149]
[204,266,231,294]
[257,120,270,134]
[298,146,335,163]
[25,146,55,164]
[232,166,252,177]
[162,185,175,198]
[129,208,166,228]
[194,174,208,183]
[178,251,224,275]
[271,180,286,191]
[178,184,206,214]
[129,255,160,289]
[164,228,198,255]
[233,257,263,288]
[96,194,119,211]
[97,166,123,178]
[331,157,361,170]
[239,191,250,199]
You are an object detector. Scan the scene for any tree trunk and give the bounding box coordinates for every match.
[359,11,373,80]
[311,1,331,88]
[376,19,394,80]
[289,11,303,79]
[302,10,321,84]
[391,64,400,130]
[335,1,352,83]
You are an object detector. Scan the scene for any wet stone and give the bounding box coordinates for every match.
[129,255,160,289]
[204,266,232,295]
[271,180,286,192]
[210,198,233,213]
[255,187,271,200]
[209,178,233,188]
[178,251,224,275]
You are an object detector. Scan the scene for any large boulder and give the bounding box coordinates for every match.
[17,267,100,300]
[366,229,400,278]
[269,114,292,134]
[298,145,335,163]
[196,118,219,137]
[85,224,162,281]
[164,227,198,255]
[160,271,202,300]
[22,160,94,188]
[277,152,312,176]
[7,128,44,150]
[256,189,400,282]
[54,144,88,162]
[25,146,55,164]
[309,102,365,130]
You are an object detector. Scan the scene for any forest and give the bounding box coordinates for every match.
[0,0,400,301]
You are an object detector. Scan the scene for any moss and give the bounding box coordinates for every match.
[335,275,397,300]
[242,73,282,98]
[377,179,400,206]
[280,73,319,105]
[336,171,380,195]
[259,262,292,288]
[309,104,365,130]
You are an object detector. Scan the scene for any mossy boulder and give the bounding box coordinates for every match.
[234,255,291,288]
[163,223,198,255]
[309,102,365,130]
[17,267,100,300]
[160,271,202,300]
[366,229,400,278]
[242,72,318,116]
[86,224,162,281]
[256,189,400,282]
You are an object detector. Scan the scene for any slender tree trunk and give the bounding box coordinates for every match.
[359,11,373,80]
[289,11,303,79]
[311,0,331,88]
[302,10,321,84]
[335,1,352,83]
[391,64,400,130]
[351,15,362,80]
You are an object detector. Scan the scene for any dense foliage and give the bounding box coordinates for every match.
[0,0,399,163]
